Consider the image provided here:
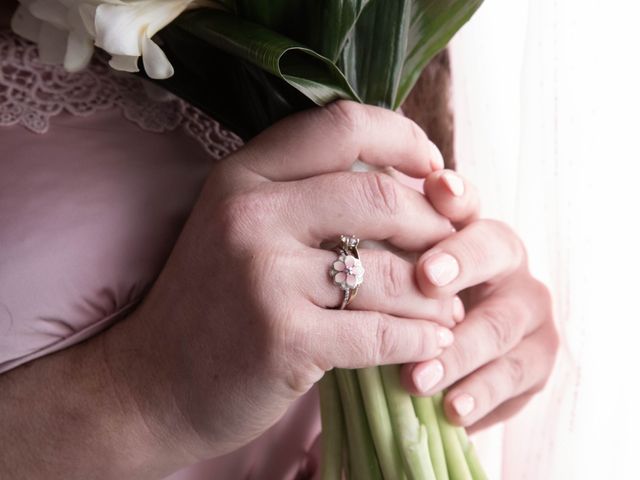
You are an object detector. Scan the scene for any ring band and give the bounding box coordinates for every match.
[330,235,365,310]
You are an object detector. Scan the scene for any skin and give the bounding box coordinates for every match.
[404,170,559,431]
[0,25,558,474]
[0,102,457,478]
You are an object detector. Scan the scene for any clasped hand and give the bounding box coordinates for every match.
[112,101,558,457]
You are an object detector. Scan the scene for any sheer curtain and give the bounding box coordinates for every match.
[450,0,640,478]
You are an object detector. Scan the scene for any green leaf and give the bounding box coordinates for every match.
[233,0,308,40]
[305,0,371,61]
[233,0,372,62]
[395,0,484,108]
[174,9,359,106]
[158,22,312,140]
[213,0,235,11]
[343,0,412,108]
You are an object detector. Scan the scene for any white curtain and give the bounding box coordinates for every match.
[450,0,640,478]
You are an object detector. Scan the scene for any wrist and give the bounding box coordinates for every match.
[0,319,202,480]
[100,308,214,471]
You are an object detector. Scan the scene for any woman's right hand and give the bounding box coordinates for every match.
[105,101,461,461]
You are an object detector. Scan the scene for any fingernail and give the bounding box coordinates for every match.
[452,296,465,323]
[424,253,459,287]
[441,171,464,196]
[430,142,445,171]
[437,327,454,348]
[452,393,475,417]
[414,360,444,393]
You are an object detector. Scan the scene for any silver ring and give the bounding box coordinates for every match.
[330,235,365,310]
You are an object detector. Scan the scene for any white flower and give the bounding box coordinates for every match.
[11,0,208,79]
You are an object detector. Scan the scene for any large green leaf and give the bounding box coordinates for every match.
[174,9,359,105]
[158,22,313,140]
[339,0,483,109]
[231,0,372,62]
[396,0,484,108]
[233,0,308,40]
[305,0,371,61]
[157,0,483,139]
[341,0,411,108]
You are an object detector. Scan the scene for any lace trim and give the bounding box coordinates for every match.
[0,30,243,160]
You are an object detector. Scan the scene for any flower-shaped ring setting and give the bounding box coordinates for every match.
[330,235,365,309]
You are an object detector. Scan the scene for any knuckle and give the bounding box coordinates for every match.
[532,278,553,312]
[541,323,561,376]
[481,306,520,353]
[416,326,438,359]
[449,341,474,375]
[283,342,324,394]
[325,100,364,137]
[407,118,427,145]
[378,251,404,299]
[359,172,400,217]
[548,324,561,358]
[373,314,398,364]
[504,354,526,391]
[274,310,325,395]
[484,377,502,406]
[472,219,527,272]
[530,380,547,395]
[285,369,317,396]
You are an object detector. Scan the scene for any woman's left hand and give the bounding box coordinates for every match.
[401,169,560,432]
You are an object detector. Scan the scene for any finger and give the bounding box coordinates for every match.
[308,309,455,370]
[416,219,527,299]
[442,324,559,427]
[237,100,444,182]
[401,280,551,396]
[465,393,535,434]
[423,170,481,229]
[452,296,466,323]
[305,248,459,327]
[286,171,452,251]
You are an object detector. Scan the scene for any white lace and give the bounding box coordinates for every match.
[0,30,243,160]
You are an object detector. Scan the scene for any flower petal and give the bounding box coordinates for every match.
[64,29,94,72]
[141,34,174,79]
[333,261,346,272]
[30,0,68,30]
[109,54,139,72]
[95,0,194,56]
[77,3,98,37]
[351,265,364,276]
[143,0,195,38]
[94,3,143,56]
[346,274,357,288]
[344,256,356,268]
[334,272,347,284]
[37,22,67,65]
[11,4,42,43]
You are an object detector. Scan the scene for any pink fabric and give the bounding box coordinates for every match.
[0,28,321,479]
[0,109,213,371]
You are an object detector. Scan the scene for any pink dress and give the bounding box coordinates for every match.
[0,29,320,479]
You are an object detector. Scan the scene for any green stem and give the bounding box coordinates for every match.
[433,393,473,480]
[380,365,437,480]
[334,368,383,480]
[319,371,345,480]
[357,367,406,480]
[455,427,489,480]
[413,396,450,480]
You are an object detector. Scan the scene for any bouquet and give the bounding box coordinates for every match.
[13,1,488,478]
